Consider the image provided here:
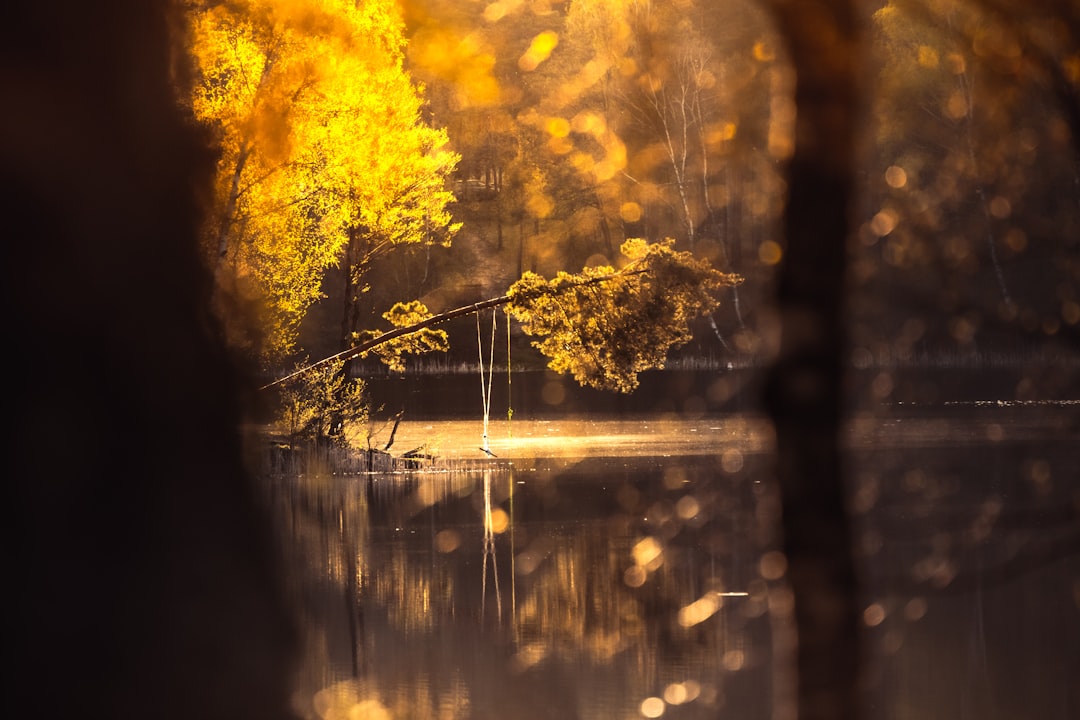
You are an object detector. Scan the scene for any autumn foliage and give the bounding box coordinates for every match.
[184,0,459,363]
[508,238,741,392]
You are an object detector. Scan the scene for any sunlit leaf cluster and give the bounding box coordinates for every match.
[507,238,741,392]
[352,300,449,373]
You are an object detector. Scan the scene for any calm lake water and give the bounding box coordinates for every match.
[266,369,1079,720]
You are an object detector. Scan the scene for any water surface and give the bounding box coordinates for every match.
[270,374,1078,720]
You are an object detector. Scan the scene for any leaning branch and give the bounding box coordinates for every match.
[260,268,646,390]
[260,293,512,390]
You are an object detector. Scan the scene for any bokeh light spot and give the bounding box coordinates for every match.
[675,495,700,520]
[541,380,564,405]
[945,90,968,119]
[758,240,782,265]
[545,116,570,138]
[620,201,643,222]
[904,597,928,622]
[863,602,887,627]
[678,593,722,627]
[759,550,787,580]
[870,208,898,236]
[664,681,701,705]
[632,536,664,568]
[488,507,509,534]
[1004,227,1027,252]
[989,196,1011,219]
[640,696,666,718]
[434,529,461,553]
[624,565,648,588]
[885,165,907,188]
[721,448,744,474]
[1062,301,1080,325]
[519,31,559,71]
[722,649,746,671]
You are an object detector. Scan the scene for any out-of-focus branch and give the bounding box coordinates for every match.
[762,2,862,720]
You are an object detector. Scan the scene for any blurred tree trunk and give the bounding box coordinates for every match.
[762,1,862,720]
[7,1,300,718]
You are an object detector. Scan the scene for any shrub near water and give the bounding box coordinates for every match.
[277,359,368,450]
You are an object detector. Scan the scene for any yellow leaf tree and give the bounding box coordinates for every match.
[185,0,459,363]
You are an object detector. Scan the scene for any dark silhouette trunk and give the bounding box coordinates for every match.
[7,2,299,718]
[341,226,364,354]
[216,141,250,265]
[763,2,862,720]
[340,500,365,678]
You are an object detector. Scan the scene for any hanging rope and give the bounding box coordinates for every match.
[477,308,497,456]
[506,309,513,437]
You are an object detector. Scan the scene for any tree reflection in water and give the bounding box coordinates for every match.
[266,404,1079,720]
[269,424,777,720]
[481,468,503,624]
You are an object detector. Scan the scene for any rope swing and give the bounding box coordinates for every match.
[477,307,514,456]
[477,308,497,456]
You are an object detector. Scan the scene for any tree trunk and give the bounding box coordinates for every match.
[215,141,251,266]
[341,226,370,355]
[763,2,862,720]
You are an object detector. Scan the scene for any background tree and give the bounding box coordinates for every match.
[854,0,1080,363]
[398,0,786,364]
[186,0,459,364]
[764,3,1078,720]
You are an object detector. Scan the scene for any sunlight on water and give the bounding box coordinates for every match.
[384,416,775,462]
[275,424,778,720]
